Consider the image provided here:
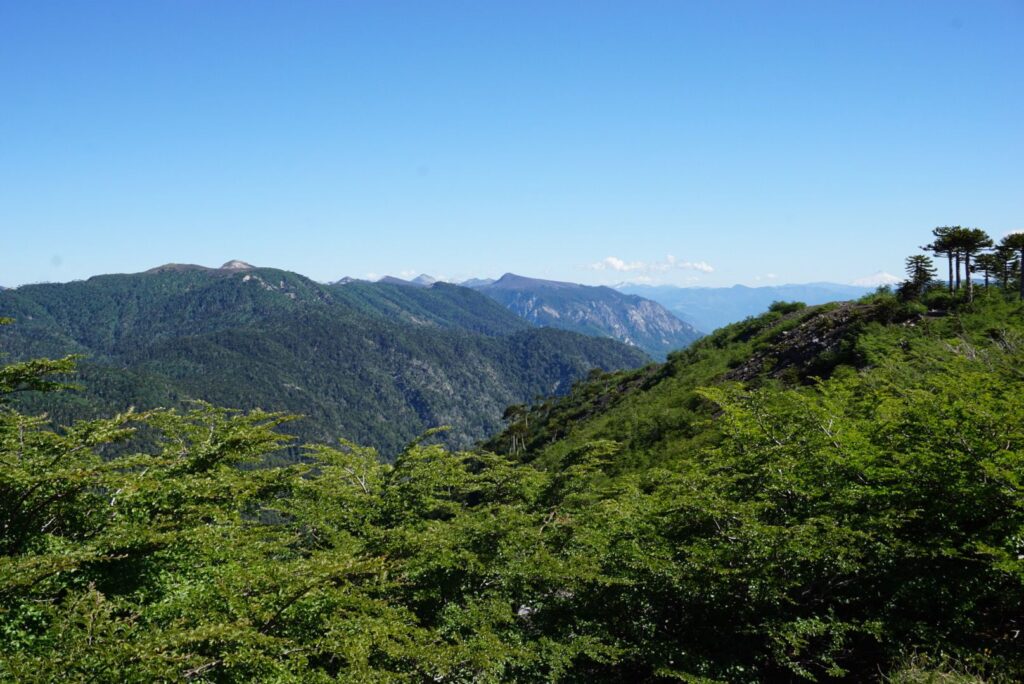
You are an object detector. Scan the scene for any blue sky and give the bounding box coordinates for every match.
[1,1,1021,288]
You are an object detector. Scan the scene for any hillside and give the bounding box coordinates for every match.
[476,290,1024,679]
[470,273,702,359]
[619,282,871,332]
[0,264,649,456]
[5,290,1021,682]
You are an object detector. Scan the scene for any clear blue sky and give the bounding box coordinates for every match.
[1,1,1021,287]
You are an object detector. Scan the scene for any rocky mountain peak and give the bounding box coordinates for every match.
[220,260,255,271]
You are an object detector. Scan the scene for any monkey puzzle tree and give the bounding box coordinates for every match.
[923,227,957,294]
[993,244,1019,290]
[1001,232,1024,299]
[900,254,937,300]
[948,227,993,301]
[973,252,1002,290]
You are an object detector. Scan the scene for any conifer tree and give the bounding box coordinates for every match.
[901,254,936,299]
[949,227,993,301]
[973,252,1001,290]
[993,244,1019,290]
[1001,232,1024,299]
[923,227,957,294]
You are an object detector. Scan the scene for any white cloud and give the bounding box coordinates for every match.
[590,256,646,272]
[754,273,778,282]
[588,254,714,275]
[852,271,901,287]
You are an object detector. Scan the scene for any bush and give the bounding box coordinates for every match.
[768,300,807,315]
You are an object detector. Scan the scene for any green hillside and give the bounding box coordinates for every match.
[3,288,1021,681]
[0,266,649,456]
[4,222,1024,681]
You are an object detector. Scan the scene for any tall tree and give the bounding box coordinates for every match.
[1001,232,1024,299]
[901,254,937,299]
[949,227,993,301]
[993,244,1018,290]
[973,252,1002,290]
[923,227,957,294]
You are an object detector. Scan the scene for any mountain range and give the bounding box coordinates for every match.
[2,263,886,455]
[465,273,703,359]
[343,272,703,359]
[0,262,649,456]
[618,282,874,332]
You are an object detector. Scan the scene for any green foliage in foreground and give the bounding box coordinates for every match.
[2,298,1023,682]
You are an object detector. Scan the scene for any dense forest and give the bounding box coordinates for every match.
[2,228,1023,681]
[0,265,649,457]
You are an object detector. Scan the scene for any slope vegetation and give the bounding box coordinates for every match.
[0,265,648,456]
[2,290,1021,681]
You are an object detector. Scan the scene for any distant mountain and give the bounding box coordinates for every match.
[852,271,901,287]
[468,273,702,359]
[460,277,496,288]
[143,259,256,275]
[0,266,648,457]
[376,275,423,287]
[618,282,872,332]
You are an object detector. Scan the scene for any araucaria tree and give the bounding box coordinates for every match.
[901,254,936,300]
[1001,232,1024,299]
[993,244,1019,290]
[973,252,1001,290]
[923,226,957,294]
[949,227,993,301]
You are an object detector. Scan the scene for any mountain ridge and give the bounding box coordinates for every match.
[468,273,702,359]
[0,265,649,456]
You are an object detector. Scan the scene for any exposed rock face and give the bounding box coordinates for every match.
[220,260,255,271]
[724,301,900,383]
[470,273,702,359]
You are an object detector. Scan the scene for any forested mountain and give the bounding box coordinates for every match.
[469,273,702,359]
[0,263,648,456]
[5,287,1021,682]
[619,282,871,332]
[4,227,1024,681]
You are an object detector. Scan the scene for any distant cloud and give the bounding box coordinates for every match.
[754,273,778,282]
[852,271,901,287]
[588,254,714,275]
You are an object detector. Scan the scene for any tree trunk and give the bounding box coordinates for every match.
[984,271,990,289]
[947,253,954,294]
[955,252,961,291]
[965,253,973,301]
[1020,249,1024,300]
